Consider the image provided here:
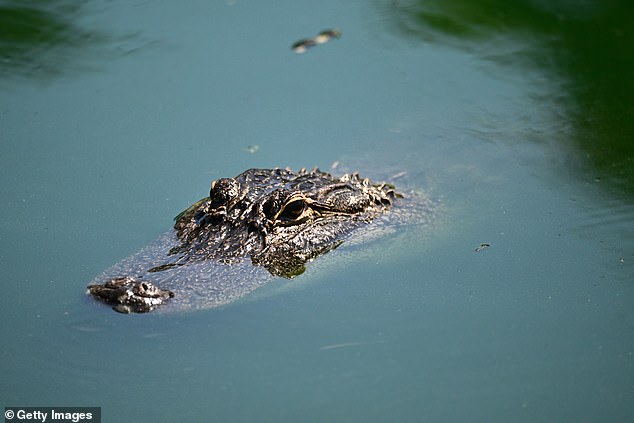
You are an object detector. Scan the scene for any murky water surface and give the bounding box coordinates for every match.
[1,1,633,421]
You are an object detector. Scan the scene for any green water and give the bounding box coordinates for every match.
[1,0,633,421]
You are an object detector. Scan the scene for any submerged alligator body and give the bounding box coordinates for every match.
[88,167,424,313]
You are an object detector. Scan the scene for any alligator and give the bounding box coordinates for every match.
[87,167,422,313]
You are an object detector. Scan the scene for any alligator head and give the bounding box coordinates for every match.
[166,168,399,277]
[88,167,400,313]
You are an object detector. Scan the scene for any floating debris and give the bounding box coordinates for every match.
[243,145,260,154]
[292,29,341,53]
[320,340,385,350]
[390,171,407,180]
[474,243,491,252]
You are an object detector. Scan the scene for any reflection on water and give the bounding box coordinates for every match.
[0,0,104,80]
[384,0,634,195]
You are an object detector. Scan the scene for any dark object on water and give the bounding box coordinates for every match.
[474,243,491,252]
[292,29,341,53]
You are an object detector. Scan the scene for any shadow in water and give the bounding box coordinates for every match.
[383,0,634,196]
[0,0,109,81]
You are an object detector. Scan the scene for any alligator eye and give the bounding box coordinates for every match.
[277,199,307,221]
